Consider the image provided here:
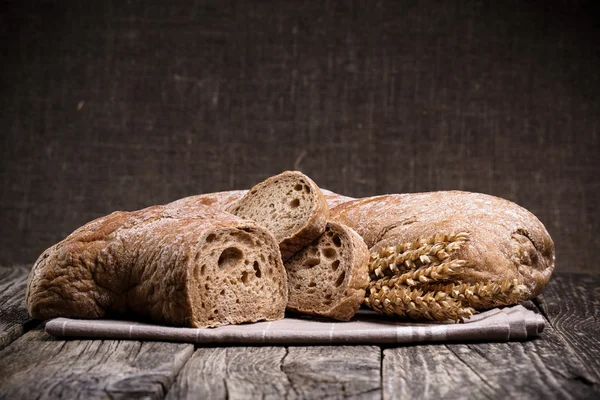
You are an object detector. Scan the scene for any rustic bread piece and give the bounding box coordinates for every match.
[184,188,351,211]
[331,191,555,319]
[284,221,369,321]
[321,189,355,208]
[226,171,329,260]
[26,202,287,328]
[169,190,247,210]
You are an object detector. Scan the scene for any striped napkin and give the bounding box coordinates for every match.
[45,305,544,345]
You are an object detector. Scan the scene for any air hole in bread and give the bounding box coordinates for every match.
[206,234,216,242]
[308,281,316,287]
[303,185,310,193]
[331,260,340,271]
[295,284,301,290]
[304,258,320,268]
[253,261,261,278]
[332,235,342,247]
[200,264,207,275]
[241,271,250,284]
[218,247,243,268]
[335,271,346,287]
[205,283,210,290]
[325,293,332,299]
[307,288,316,294]
[324,300,332,305]
[268,268,273,276]
[288,198,300,208]
[294,184,303,191]
[235,298,240,304]
[220,289,225,295]
[322,247,336,258]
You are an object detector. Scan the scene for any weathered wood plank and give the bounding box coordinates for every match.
[0,265,33,350]
[166,347,289,399]
[282,346,381,399]
[383,344,495,399]
[0,329,194,399]
[535,274,600,382]
[167,346,381,399]
[383,320,599,399]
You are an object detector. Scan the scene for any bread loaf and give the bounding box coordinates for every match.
[285,221,369,321]
[26,201,288,328]
[331,191,555,320]
[226,171,329,260]
[169,190,247,210]
[184,188,351,211]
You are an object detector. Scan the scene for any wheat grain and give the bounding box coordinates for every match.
[420,279,530,309]
[368,259,468,290]
[365,284,475,322]
[369,232,469,279]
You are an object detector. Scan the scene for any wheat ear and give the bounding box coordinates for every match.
[420,279,531,309]
[365,284,475,322]
[369,232,470,279]
[368,259,468,290]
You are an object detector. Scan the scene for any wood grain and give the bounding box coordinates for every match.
[383,321,599,399]
[0,266,33,350]
[0,329,194,399]
[282,346,381,399]
[167,346,381,399]
[535,274,600,381]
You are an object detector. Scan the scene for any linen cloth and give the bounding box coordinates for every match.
[46,305,544,345]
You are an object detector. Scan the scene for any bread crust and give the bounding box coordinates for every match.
[26,201,287,327]
[331,191,555,301]
[169,190,247,210]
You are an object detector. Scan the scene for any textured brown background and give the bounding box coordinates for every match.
[1,1,598,272]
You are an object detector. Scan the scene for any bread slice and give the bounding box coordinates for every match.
[26,202,288,328]
[226,171,329,260]
[284,221,369,321]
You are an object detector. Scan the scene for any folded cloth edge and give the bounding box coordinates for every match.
[45,305,545,345]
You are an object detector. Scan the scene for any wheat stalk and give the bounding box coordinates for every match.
[365,284,475,322]
[369,232,469,279]
[420,279,530,309]
[368,259,468,290]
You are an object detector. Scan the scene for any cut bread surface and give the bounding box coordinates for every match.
[227,171,329,260]
[285,221,369,321]
[188,224,287,327]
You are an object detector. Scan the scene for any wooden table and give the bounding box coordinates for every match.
[1,266,598,399]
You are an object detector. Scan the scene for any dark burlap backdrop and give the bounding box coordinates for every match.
[1,1,598,272]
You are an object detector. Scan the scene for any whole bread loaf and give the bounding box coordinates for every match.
[26,201,288,328]
[331,191,555,320]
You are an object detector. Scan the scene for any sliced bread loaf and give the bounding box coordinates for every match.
[26,202,288,328]
[284,221,369,321]
[226,171,329,260]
